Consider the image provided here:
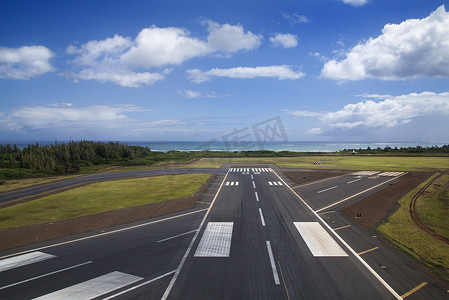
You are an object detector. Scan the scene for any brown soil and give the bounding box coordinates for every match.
[0,174,216,251]
[342,172,432,230]
[284,170,348,185]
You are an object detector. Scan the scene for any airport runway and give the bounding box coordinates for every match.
[0,167,447,299]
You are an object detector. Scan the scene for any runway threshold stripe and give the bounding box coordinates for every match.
[0,252,56,272]
[293,222,348,257]
[194,222,233,257]
[33,271,142,300]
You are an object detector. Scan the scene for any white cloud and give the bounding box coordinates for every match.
[122,26,212,68]
[187,65,305,83]
[66,21,262,87]
[206,20,262,53]
[280,11,309,25]
[178,90,228,99]
[0,103,188,138]
[285,92,449,131]
[307,128,323,135]
[0,46,55,80]
[340,0,368,7]
[321,5,449,81]
[270,34,298,48]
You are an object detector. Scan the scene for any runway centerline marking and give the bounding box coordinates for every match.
[34,271,143,300]
[255,191,259,202]
[401,282,428,298]
[347,178,361,184]
[1,208,209,261]
[266,241,280,285]
[317,185,338,194]
[157,230,198,243]
[259,208,266,226]
[0,261,92,291]
[252,181,256,188]
[315,174,405,213]
[271,170,402,299]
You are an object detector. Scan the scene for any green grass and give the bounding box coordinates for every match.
[377,173,449,282]
[417,174,449,240]
[0,173,211,230]
[182,156,449,172]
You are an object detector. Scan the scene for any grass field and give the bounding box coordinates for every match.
[377,173,449,282]
[0,173,211,230]
[180,156,449,172]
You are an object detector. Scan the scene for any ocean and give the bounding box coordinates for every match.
[1,141,446,152]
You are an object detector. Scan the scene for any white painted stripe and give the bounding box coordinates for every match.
[347,178,361,184]
[268,181,273,186]
[317,185,338,194]
[235,181,239,186]
[278,181,283,186]
[231,182,234,186]
[271,170,402,299]
[0,261,92,291]
[0,252,56,272]
[194,222,233,257]
[259,208,266,226]
[161,170,230,299]
[255,191,259,202]
[273,181,278,186]
[294,222,348,257]
[157,230,198,243]
[34,271,142,300]
[1,209,208,261]
[252,181,256,188]
[103,270,176,300]
[251,174,254,179]
[266,241,280,285]
[226,182,229,186]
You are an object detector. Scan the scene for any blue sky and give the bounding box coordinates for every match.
[0,0,448,142]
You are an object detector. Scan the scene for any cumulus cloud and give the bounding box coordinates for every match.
[0,46,55,80]
[321,5,449,81]
[206,20,262,53]
[270,34,298,48]
[285,92,449,131]
[187,65,305,83]
[0,103,188,138]
[66,21,262,87]
[340,0,368,7]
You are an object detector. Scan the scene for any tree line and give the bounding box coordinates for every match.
[0,141,448,179]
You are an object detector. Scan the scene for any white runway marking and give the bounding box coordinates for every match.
[0,252,56,272]
[347,178,361,184]
[194,222,234,257]
[268,181,273,186]
[317,186,338,194]
[255,191,259,202]
[252,181,256,188]
[266,241,280,285]
[34,271,142,300]
[351,171,380,176]
[157,230,198,243]
[259,208,266,226]
[378,171,405,177]
[0,261,92,291]
[293,222,348,257]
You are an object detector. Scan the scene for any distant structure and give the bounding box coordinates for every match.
[352,149,358,155]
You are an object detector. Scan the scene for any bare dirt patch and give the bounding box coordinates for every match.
[342,172,432,230]
[0,174,216,251]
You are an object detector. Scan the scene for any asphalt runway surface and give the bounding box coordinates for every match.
[0,166,447,299]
